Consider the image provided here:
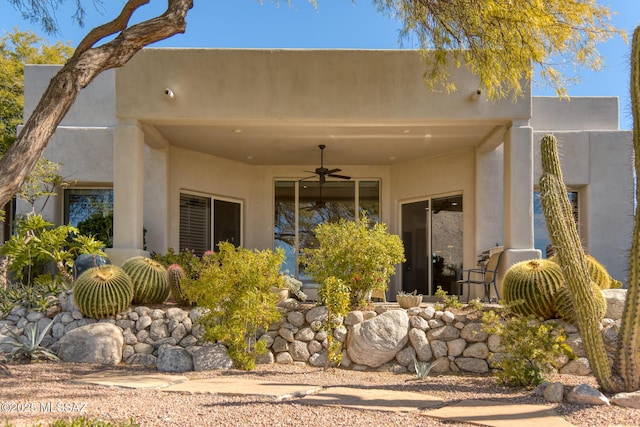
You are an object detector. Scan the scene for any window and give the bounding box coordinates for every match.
[64,188,114,247]
[64,188,113,227]
[274,180,380,278]
[534,190,579,257]
[179,192,242,256]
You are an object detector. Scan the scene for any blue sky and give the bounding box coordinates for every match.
[2,0,640,129]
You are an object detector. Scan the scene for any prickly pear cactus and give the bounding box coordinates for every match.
[122,256,169,304]
[502,259,563,319]
[167,263,190,306]
[73,265,133,318]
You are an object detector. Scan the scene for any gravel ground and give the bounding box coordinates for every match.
[1,362,638,427]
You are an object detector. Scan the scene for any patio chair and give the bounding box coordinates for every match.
[456,250,504,302]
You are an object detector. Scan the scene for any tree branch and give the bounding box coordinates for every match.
[0,0,193,208]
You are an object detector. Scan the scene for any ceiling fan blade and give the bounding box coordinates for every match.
[326,168,342,174]
[298,175,317,182]
[328,173,351,180]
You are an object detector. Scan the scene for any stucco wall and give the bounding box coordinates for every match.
[115,49,529,123]
[24,66,116,127]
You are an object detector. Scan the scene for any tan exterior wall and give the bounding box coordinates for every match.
[15,50,633,288]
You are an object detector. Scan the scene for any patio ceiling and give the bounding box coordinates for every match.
[147,121,505,166]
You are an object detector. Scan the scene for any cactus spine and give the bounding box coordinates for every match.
[617,25,640,392]
[122,256,169,304]
[73,265,133,318]
[539,134,618,391]
[167,263,190,306]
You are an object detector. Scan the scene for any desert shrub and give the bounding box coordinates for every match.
[318,276,351,368]
[181,242,285,370]
[0,213,105,284]
[0,274,68,317]
[77,212,113,248]
[481,309,575,387]
[433,285,463,311]
[301,212,405,308]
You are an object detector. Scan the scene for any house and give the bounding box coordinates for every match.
[12,49,634,300]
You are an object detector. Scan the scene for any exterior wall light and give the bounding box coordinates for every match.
[163,88,175,100]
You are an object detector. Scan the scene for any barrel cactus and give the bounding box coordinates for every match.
[73,265,134,318]
[555,283,607,324]
[167,263,190,306]
[122,256,169,304]
[550,254,618,290]
[502,259,564,319]
[74,253,111,280]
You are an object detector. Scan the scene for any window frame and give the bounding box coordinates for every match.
[179,190,244,256]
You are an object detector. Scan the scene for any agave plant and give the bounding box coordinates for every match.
[2,316,59,362]
[413,355,436,380]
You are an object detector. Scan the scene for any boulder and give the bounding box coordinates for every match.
[602,289,626,320]
[460,323,488,342]
[543,382,565,403]
[567,384,610,406]
[157,345,194,372]
[57,323,123,365]
[126,353,157,367]
[192,344,234,371]
[611,391,640,409]
[559,357,591,376]
[346,309,409,368]
[454,357,489,373]
[408,328,432,361]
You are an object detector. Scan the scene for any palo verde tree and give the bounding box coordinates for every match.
[374,0,622,100]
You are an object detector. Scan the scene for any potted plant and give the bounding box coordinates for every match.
[396,289,423,309]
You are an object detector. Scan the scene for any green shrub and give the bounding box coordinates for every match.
[481,309,575,387]
[318,276,351,368]
[181,242,285,370]
[0,213,105,284]
[0,274,68,317]
[301,212,405,308]
[77,212,113,248]
[434,285,463,311]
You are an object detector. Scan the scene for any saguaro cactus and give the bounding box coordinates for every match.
[539,134,618,391]
[617,25,640,392]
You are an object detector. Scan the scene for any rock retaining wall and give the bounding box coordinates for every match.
[0,291,621,375]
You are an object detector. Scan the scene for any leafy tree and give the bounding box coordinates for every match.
[374,0,622,99]
[0,28,72,155]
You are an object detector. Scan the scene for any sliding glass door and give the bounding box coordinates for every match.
[274,180,380,278]
[401,195,463,296]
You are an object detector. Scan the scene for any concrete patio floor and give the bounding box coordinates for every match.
[75,371,576,427]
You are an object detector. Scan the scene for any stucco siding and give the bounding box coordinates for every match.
[23,66,116,128]
[531,97,620,131]
[115,49,529,123]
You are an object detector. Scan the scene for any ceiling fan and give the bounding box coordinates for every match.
[300,144,350,210]
[300,144,351,184]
